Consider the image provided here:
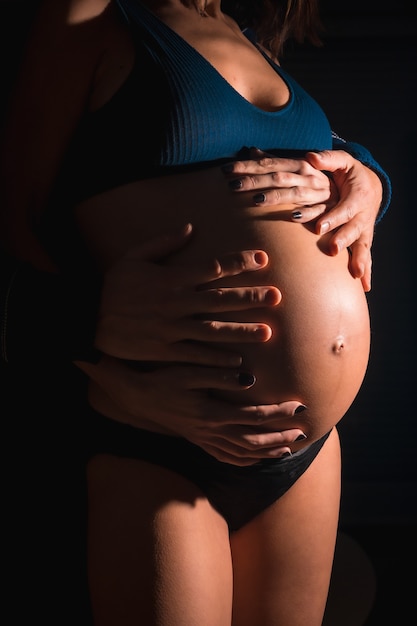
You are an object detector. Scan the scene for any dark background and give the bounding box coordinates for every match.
[282,0,417,526]
[1,1,416,624]
[283,4,416,623]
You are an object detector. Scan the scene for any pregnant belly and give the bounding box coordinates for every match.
[198,218,371,443]
[75,169,371,443]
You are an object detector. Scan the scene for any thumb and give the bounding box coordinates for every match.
[305,149,353,174]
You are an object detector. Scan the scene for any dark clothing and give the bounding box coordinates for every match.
[88,408,331,532]
[73,0,334,531]
[57,0,333,207]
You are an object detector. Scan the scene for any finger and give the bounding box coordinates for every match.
[222,155,309,177]
[176,249,270,287]
[147,364,258,393]
[290,204,330,222]
[182,319,273,343]
[361,261,372,293]
[224,167,331,208]
[227,169,322,191]
[200,442,293,466]
[96,314,273,361]
[305,149,355,173]
[348,240,372,291]
[99,333,245,366]
[207,400,307,426]
[139,335,267,367]
[315,202,359,238]
[252,187,330,207]
[174,285,282,316]
[324,218,370,257]
[210,427,307,451]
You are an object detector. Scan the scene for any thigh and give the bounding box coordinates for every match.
[87,454,233,626]
[230,428,341,626]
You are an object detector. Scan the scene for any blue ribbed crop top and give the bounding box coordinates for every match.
[56,0,333,205]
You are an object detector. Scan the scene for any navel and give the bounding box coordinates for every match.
[332,335,345,355]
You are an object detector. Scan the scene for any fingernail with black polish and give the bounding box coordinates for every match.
[238,372,256,387]
[295,433,307,441]
[292,210,303,219]
[281,451,292,458]
[229,178,243,190]
[253,193,266,204]
[294,404,307,414]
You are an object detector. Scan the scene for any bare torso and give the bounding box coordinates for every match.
[74,165,370,446]
[37,1,372,448]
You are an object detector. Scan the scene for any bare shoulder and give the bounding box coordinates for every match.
[34,0,113,25]
[0,0,127,223]
[25,0,119,66]
[8,0,130,119]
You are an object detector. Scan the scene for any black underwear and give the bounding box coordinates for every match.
[87,409,331,532]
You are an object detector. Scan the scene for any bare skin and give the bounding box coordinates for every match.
[77,164,370,449]
[73,3,366,625]
[0,1,383,625]
[88,428,341,626]
[0,0,382,460]
[223,146,383,292]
